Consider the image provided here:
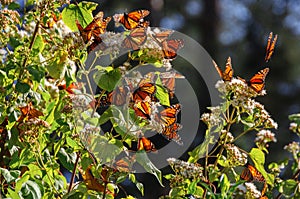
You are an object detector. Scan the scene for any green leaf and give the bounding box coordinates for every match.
[28,65,45,82]
[66,137,81,150]
[94,68,122,92]
[220,174,230,197]
[136,151,163,187]
[58,148,77,171]
[249,148,274,185]
[15,81,30,93]
[46,50,68,79]
[62,1,97,31]
[32,34,45,53]
[27,164,42,179]
[281,179,298,196]
[7,188,21,199]
[0,168,20,183]
[155,84,170,106]
[20,180,42,199]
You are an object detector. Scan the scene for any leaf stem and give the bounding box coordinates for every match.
[68,152,81,193]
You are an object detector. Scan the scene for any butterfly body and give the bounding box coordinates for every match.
[242,68,270,93]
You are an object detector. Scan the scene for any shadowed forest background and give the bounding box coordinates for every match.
[26,0,298,198]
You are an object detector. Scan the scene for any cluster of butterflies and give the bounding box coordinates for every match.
[98,71,185,151]
[240,163,268,199]
[75,9,184,59]
[213,32,277,94]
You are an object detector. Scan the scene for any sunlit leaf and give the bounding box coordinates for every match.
[62,1,97,31]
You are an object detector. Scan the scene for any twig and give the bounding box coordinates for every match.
[68,152,81,193]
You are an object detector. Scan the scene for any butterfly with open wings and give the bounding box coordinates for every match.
[239,68,270,93]
[213,57,233,81]
[116,9,150,30]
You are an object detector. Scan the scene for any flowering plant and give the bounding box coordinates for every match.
[0,1,299,199]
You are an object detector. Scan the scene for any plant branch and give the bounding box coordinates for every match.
[68,152,81,193]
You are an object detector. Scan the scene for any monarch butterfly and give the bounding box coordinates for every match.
[265,32,277,63]
[133,96,152,120]
[18,102,43,122]
[122,27,147,50]
[138,136,156,152]
[153,29,174,43]
[212,57,233,81]
[162,123,183,144]
[118,9,150,30]
[161,39,184,59]
[240,68,270,93]
[133,82,157,102]
[156,104,181,127]
[240,163,265,182]
[76,11,111,44]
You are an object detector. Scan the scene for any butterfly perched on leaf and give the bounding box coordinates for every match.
[212,57,233,81]
[122,27,147,50]
[116,9,150,30]
[240,163,265,182]
[18,102,43,122]
[58,82,82,94]
[161,39,184,59]
[239,68,269,93]
[265,32,278,63]
[137,136,156,152]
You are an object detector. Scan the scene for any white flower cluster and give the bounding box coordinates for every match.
[225,144,248,166]
[200,106,223,127]
[284,141,300,154]
[167,158,203,179]
[255,129,277,146]
[245,182,262,198]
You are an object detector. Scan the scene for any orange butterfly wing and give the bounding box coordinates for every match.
[161,39,184,59]
[119,10,150,30]
[138,137,156,152]
[248,68,269,93]
[133,82,156,102]
[240,164,265,182]
[122,27,147,50]
[153,30,174,43]
[158,104,181,127]
[107,86,130,106]
[265,32,277,63]
[18,102,43,122]
[212,57,233,81]
[133,97,152,120]
[161,123,183,144]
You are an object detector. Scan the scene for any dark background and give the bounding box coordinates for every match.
[86,0,300,198]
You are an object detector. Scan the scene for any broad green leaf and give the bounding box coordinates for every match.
[155,84,170,106]
[62,1,97,31]
[32,34,44,53]
[28,65,44,82]
[66,137,81,150]
[8,2,20,10]
[15,81,30,93]
[58,148,77,171]
[93,68,122,92]
[249,148,274,185]
[0,168,20,183]
[46,50,68,79]
[20,180,42,199]
[136,151,163,187]
[27,164,42,179]
[281,179,298,196]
